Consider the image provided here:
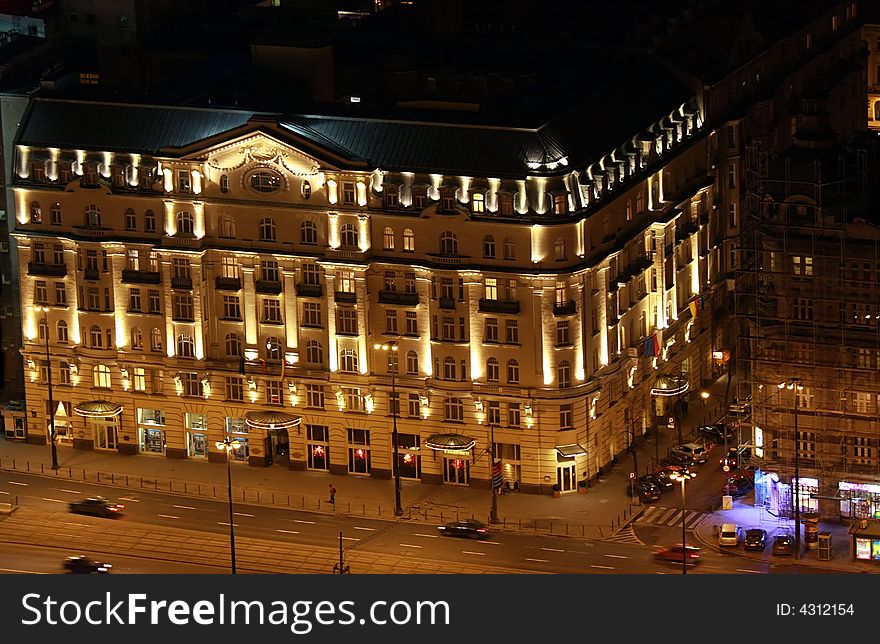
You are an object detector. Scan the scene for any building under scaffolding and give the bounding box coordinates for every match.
[735,114,880,521]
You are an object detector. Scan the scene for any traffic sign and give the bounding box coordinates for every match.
[723,465,730,472]
[629,472,635,479]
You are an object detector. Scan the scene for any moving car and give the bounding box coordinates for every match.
[639,472,673,491]
[655,464,692,478]
[68,497,125,518]
[63,555,112,574]
[698,423,735,441]
[728,396,752,415]
[437,519,489,539]
[744,528,768,551]
[626,479,661,501]
[723,476,753,498]
[772,534,796,556]
[663,453,700,469]
[670,443,709,463]
[718,523,741,547]
[654,544,702,564]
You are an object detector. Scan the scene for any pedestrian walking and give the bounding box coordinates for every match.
[328,484,336,504]
[681,398,689,416]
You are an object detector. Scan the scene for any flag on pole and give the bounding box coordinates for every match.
[644,335,655,357]
[689,299,699,318]
[492,460,503,490]
[653,332,662,357]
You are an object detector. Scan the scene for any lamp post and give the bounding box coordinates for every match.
[779,377,803,560]
[36,306,59,470]
[374,341,402,516]
[216,437,239,573]
[670,470,697,574]
[626,404,638,477]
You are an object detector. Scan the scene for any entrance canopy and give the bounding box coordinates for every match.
[650,373,689,397]
[555,444,588,457]
[244,411,302,430]
[424,433,476,452]
[73,400,123,418]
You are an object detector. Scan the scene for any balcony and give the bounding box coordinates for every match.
[334,291,357,303]
[296,283,323,298]
[255,279,283,295]
[171,276,193,290]
[73,226,109,239]
[215,277,241,291]
[28,262,67,277]
[162,235,200,249]
[122,270,161,285]
[479,298,520,314]
[553,300,577,316]
[378,290,419,306]
[438,296,456,310]
[83,268,100,281]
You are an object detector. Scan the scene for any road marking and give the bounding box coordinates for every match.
[414,533,439,538]
[42,498,64,503]
[157,514,180,520]
[292,519,316,525]
[341,536,360,541]
[60,522,93,528]
[276,529,300,534]
[736,568,762,574]
[0,567,48,574]
[353,526,376,531]
[604,554,629,559]
[217,522,239,527]
[118,497,140,502]
[233,512,254,517]
[525,558,549,563]
[400,544,422,549]
[173,505,196,510]
[462,551,486,556]
[0,491,10,495]
[590,564,615,570]
[541,547,564,552]
[7,481,27,486]
[59,489,81,494]
[481,541,501,545]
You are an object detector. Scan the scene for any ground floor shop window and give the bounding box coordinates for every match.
[839,481,880,519]
[137,407,166,455]
[443,455,470,484]
[347,428,371,474]
[47,401,72,445]
[186,413,208,458]
[495,443,521,488]
[396,432,421,479]
[225,417,248,462]
[307,425,330,471]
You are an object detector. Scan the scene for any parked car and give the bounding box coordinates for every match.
[626,479,660,498]
[718,523,742,547]
[744,528,767,551]
[698,423,735,441]
[655,464,692,478]
[722,446,754,470]
[654,544,702,564]
[728,396,752,415]
[663,453,700,469]
[63,555,112,574]
[639,472,673,491]
[772,534,796,556]
[437,519,489,539]
[670,443,709,463]
[723,475,754,498]
[68,497,125,518]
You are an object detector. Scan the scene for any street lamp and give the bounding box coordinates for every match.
[35,306,59,470]
[489,423,499,524]
[374,341,402,516]
[779,377,803,560]
[626,404,639,478]
[216,437,241,573]
[670,470,697,574]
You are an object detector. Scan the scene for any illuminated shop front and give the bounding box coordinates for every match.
[850,519,880,563]
[74,401,123,452]
[224,417,248,462]
[839,481,880,519]
[425,433,476,486]
[185,413,208,459]
[754,470,818,515]
[396,432,421,480]
[137,407,166,455]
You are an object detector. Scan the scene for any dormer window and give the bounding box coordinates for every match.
[177,169,191,193]
[139,169,154,189]
[498,193,514,216]
[413,187,427,209]
[471,192,485,214]
[301,180,311,200]
[385,187,399,208]
[342,181,356,205]
[31,162,45,181]
[553,194,567,215]
[440,188,456,212]
[83,163,98,186]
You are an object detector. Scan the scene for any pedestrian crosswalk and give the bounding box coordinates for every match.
[636,506,708,530]
[605,524,645,546]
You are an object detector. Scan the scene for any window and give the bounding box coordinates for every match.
[226,377,244,401]
[443,357,456,380]
[507,359,520,384]
[173,294,194,320]
[50,203,62,225]
[86,286,100,310]
[89,325,103,348]
[442,317,455,341]
[471,192,485,213]
[487,357,500,382]
[172,258,191,280]
[148,290,161,313]
[403,228,415,252]
[263,298,282,323]
[303,302,322,327]
[404,272,416,294]
[792,256,813,276]
[341,223,358,248]
[440,188,456,211]
[54,282,67,305]
[385,310,398,334]
[385,188,399,208]
[94,365,111,388]
[30,202,42,223]
[267,380,283,404]
[261,259,279,282]
[57,321,69,343]
[144,209,156,232]
[125,209,137,230]
[556,321,570,345]
[306,384,325,408]
[408,393,421,417]
[260,218,277,241]
[220,174,229,193]
[340,349,358,373]
[37,318,48,342]
[626,200,633,221]
[484,278,498,300]
[176,211,194,236]
[338,271,355,294]
[221,257,240,279]
[793,298,813,321]
[177,334,195,358]
[249,170,281,193]
[302,263,320,285]
[301,180,311,199]
[85,205,101,227]
[218,215,235,238]
[405,311,418,335]
[347,428,370,474]
[498,193,514,216]
[505,320,519,344]
[483,235,496,258]
[342,182,356,205]
[301,220,318,244]
[406,350,419,374]
[133,368,146,392]
[128,288,141,312]
[345,387,363,412]
[383,227,395,250]
[306,340,324,365]
[727,161,736,189]
[503,238,515,260]
[34,281,47,304]
[553,194,567,215]
[222,296,241,320]
[558,360,571,388]
[507,402,520,428]
[337,308,358,335]
[440,231,458,255]
[265,337,281,361]
[444,397,464,421]
[413,188,427,209]
[728,203,737,228]
[225,334,242,357]
[150,328,162,352]
[555,237,566,260]
[485,318,498,342]
[177,170,192,193]
[560,404,573,429]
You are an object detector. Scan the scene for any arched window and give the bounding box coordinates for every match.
[57,320,69,344]
[93,365,111,388]
[177,334,195,358]
[29,201,42,223]
[89,325,103,348]
[403,228,415,252]
[440,231,458,255]
[554,237,566,260]
[85,205,101,227]
[483,235,495,258]
[507,359,520,384]
[259,218,277,241]
[306,340,324,364]
[383,227,395,250]
[265,336,281,361]
[340,348,358,373]
[486,357,500,382]
[443,356,456,380]
[150,328,162,352]
[218,215,235,238]
[301,180,312,199]
[557,360,571,388]
[130,326,142,350]
[176,211,194,236]
[406,350,419,375]
[300,220,318,244]
[471,192,485,213]
[220,174,229,193]
[341,223,358,248]
[225,333,242,357]
[503,238,515,260]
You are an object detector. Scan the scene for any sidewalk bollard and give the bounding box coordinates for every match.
[347,502,350,512]
[41,463,43,474]
[518,518,521,530]
[69,467,72,479]
[213,484,216,497]
[27,461,30,472]
[301,496,305,508]
[363,504,365,515]
[97,472,101,483]
[318,500,321,510]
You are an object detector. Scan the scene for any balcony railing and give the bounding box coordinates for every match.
[479,298,520,314]
[27,262,67,277]
[255,279,283,295]
[215,277,241,291]
[438,296,456,309]
[122,270,161,285]
[553,300,577,316]
[334,291,357,303]
[296,283,323,298]
[83,268,100,281]
[171,276,193,290]
[378,290,419,306]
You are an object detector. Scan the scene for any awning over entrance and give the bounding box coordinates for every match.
[73,400,123,418]
[244,411,302,430]
[424,433,476,452]
[555,444,588,457]
[650,373,689,397]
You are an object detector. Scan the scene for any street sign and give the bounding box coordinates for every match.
[629,472,635,479]
[722,495,733,510]
[723,465,730,472]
